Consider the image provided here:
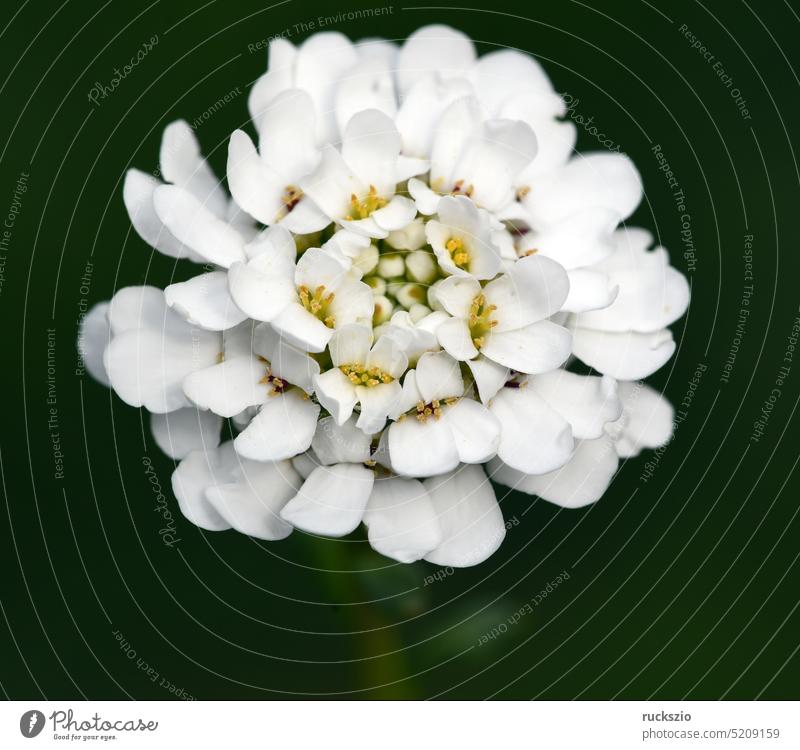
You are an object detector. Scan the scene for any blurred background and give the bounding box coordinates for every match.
[1,0,798,699]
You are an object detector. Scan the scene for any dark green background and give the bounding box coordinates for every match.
[1,0,798,699]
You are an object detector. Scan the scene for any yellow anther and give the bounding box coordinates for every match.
[468,293,498,350]
[347,184,388,220]
[446,236,471,270]
[280,185,303,216]
[339,361,394,388]
[298,284,336,328]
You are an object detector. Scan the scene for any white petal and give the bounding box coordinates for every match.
[530,370,622,440]
[280,463,374,536]
[205,459,300,540]
[313,368,358,425]
[294,246,347,292]
[311,415,371,465]
[104,326,220,413]
[434,275,481,318]
[609,381,674,458]
[517,207,618,270]
[524,153,643,228]
[341,108,401,194]
[294,32,359,143]
[248,37,297,127]
[268,336,320,394]
[388,416,459,478]
[437,317,479,361]
[258,88,320,177]
[408,177,441,216]
[328,323,372,367]
[292,451,318,480]
[465,356,509,404]
[279,196,331,234]
[244,224,297,260]
[300,145,364,222]
[397,25,476,95]
[271,302,333,353]
[423,465,506,567]
[489,385,574,474]
[153,185,246,268]
[453,119,538,211]
[78,302,111,386]
[107,285,171,335]
[571,326,676,380]
[122,170,197,260]
[469,49,560,116]
[563,269,618,314]
[226,129,286,225]
[483,254,570,331]
[182,355,269,418]
[159,120,227,216]
[335,66,397,141]
[430,96,483,188]
[227,250,297,323]
[370,195,417,232]
[366,333,408,378]
[165,271,247,331]
[355,381,402,434]
[442,398,501,464]
[364,477,443,563]
[151,407,222,460]
[481,320,572,374]
[328,279,375,328]
[397,75,475,159]
[234,390,320,461]
[171,442,237,531]
[489,435,618,508]
[415,350,465,403]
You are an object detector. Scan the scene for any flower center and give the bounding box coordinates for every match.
[258,358,290,395]
[339,363,394,387]
[281,185,303,215]
[468,293,498,349]
[414,397,458,423]
[347,185,388,220]
[298,284,336,328]
[446,236,471,270]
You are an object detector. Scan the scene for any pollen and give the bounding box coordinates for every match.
[298,284,336,328]
[280,185,303,215]
[468,293,498,349]
[446,236,471,270]
[414,397,458,422]
[339,362,394,388]
[259,364,289,395]
[451,179,474,197]
[347,184,388,220]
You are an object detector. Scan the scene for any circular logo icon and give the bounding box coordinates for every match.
[19,710,45,738]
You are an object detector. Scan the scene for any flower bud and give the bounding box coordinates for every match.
[385,218,427,250]
[377,253,405,279]
[408,303,432,323]
[405,250,437,284]
[353,244,379,275]
[396,283,427,310]
[364,275,387,296]
[372,294,394,325]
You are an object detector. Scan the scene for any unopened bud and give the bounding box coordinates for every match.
[377,253,405,279]
[405,250,437,283]
[353,244,379,275]
[408,303,432,323]
[396,283,427,309]
[364,275,387,296]
[385,218,426,250]
[372,294,394,325]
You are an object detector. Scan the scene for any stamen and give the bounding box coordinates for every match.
[346,184,388,220]
[446,236,471,270]
[467,293,498,350]
[281,185,303,215]
[298,284,336,328]
[339,362,394,388]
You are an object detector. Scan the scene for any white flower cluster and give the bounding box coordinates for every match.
[79,26,689,566]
